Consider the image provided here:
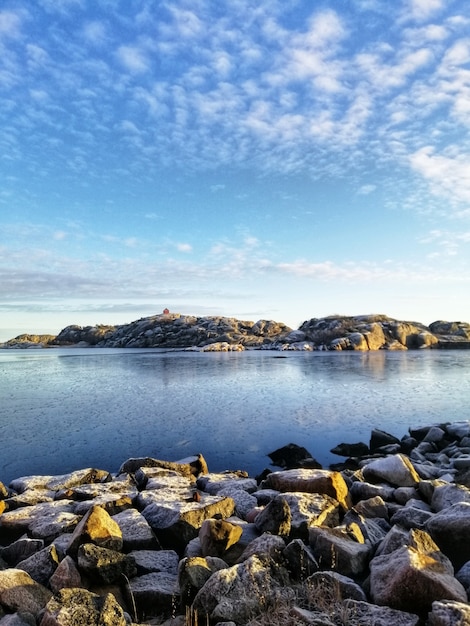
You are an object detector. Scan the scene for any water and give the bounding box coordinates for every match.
[0,348,469,485]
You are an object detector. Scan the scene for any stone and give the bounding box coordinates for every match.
[330,442,369,457]
[455,560,470,592]
[216,487,258,519]
[193,554,290,624]
[127,572,178,620]
[349,480,395,502]
[66,504,123,558]
[342,600,419,626]
[261,468,350,510]
[283,539,318,581]
[0,501,79,542]
[362,454,420,487]
[306,570,367,602]
[49,555,82,594]
[16,545,59,587]
[0,538,44,567]
[369,544,467,615]
[40,588,127,626]
[0,569,52,615]
[140,494,235,548]
[309,526,372,577]
[112,508,160,551]
[196,473,257,495]
[129,549,179,576]
[427,599,470,625]
[199,519,243,558]
[431,483,470,512]
[238,534,286,564]
[267,443,319,469]
[390,505,434,530]
[77,543,137,584]
[426,502,470,569]
[0,613,36,625]
[178,556,228,606]
[370,429,401,453]
[353,495,389,519]
[253,495,291,537]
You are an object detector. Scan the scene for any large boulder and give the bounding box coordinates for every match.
[362,454,420,487]
[0,569,52,615]
[40,588,127,626]
[426,502,470,569]
[66,505,123,558]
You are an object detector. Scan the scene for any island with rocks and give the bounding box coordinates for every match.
[1,422,470,625]
[2,312,470,351]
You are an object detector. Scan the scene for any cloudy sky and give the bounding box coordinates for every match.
[1,0,469,340]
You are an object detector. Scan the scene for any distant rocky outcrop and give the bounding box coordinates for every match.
[1,313,470,350]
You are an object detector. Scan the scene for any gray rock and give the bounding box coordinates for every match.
[0,501,78,542]
[254,495,291,537]
[283,538,318,581]
[431,483,470,512]
[40,587,127,626]
[0,613,36,626]
[307,570,367,602]
[127,572,178,620]
[362,454,420,487]
[49,555,82,594]
[309,526,372,577]
[112,508,160,551]
[196,473,257,495]
[342,599,419,625]
[129,549,179,576]
[0,569,52,615]
[77,543,137,584]
[0,538,44,567]
[178,556,228,606]
[349,480,395,502]
[16,545,59,587]
[199,519,243,558]
[238,533,286,564]
[427,599,470,625]
[390,506,434,530]
[426,502,470,569]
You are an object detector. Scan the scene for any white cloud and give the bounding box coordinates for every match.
[176,243,193,253]
[116,45,149,74]
[405,0,445,22]
[0,10,24,39]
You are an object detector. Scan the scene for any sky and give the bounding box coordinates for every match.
[1,0,470,341]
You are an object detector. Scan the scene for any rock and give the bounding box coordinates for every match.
[0,612,36,625]
[390,506,434,530]
[199,519,243,558]
[192,554,290,624]
[370,429,401,453]
[0,538,44,567]
[253,496,291,537]
[273,492,341,539]
[127,572,178,620]
[238,534,286,564]
[353,495,389,519]
[267,443,320,469]
[426,502,470,569]
[196,472,257,495]
[140,494,235,548]
[307,570,367,601]
[342,599,420,625]
[0,569,52,615]
[330,442,369,457]
[178,556,228,606]
[0,501,79,543]
[77,543,137,584]
[129,549,179,576]
[431,483,470,512]
[427,599,470,625]
[9,469,111,494]
[349,480,395,502]
[216,486,258,519]
[369,544,467,615]
[40,588,127,626]
[16,545,59,587]
[309,526,372,577]
[455,560,470,592]
[112,508,160,551]
[362,454,420,487]
[66,505,123,558]
[261,469,350,510]
[49,555,83,594]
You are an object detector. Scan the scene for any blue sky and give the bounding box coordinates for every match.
[1,0,470,340]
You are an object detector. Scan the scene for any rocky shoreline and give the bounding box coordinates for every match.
[2,313,470,351]
[2,423,470,625]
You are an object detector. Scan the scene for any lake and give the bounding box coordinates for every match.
[1,348,469,485]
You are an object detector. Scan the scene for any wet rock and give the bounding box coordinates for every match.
[330,442,369,457]
[370,429,401,453]
[267,443,320,469]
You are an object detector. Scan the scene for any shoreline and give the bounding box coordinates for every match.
[1,422,470,625]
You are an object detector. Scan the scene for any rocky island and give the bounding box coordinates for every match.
[2,313,470,351]
[2,422,470,625]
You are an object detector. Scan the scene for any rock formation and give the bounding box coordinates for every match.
[2,313,470,350]
[1,423,470,624]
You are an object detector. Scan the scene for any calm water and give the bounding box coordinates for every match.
[0,348,469,485]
